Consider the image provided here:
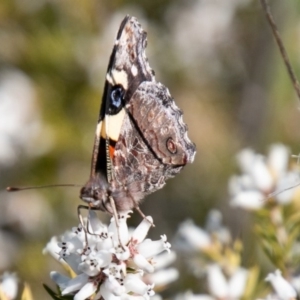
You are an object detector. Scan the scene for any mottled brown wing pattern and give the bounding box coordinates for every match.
[109,115,166,211]
[127,81,195,166]
[104,15,154,107]
[110,81,196,211]
[80,15,196,213]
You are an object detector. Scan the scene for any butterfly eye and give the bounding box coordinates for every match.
[110,86,124,110]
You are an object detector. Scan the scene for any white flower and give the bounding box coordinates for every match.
[268,144,290,177]
[175,210,231,254]
[265,270,296,300]
[143,251,178,291]
[205,210,231,244]
[230,189,265,210]
[174,266,248,300]
[207,264,248,299]
[174,220,211,252]
[229,144,300,210]
[207,264,228,298]
[44,211,173,300]
[43,236,61,260]
[0,272,18,300]
[151,250,176,270]
[146,268,178,287]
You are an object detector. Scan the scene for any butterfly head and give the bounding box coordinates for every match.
[80,176,110,212]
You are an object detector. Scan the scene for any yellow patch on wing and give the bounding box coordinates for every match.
[111,69,128,89]
[106,73,113,84]
[101,108,126,141]
[95,121,102,137]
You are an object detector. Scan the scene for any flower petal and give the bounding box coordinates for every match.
[228,267,248,298]
[121,295,145,300]
[97,282,121,300]
[228,175,254,196]
[88,210,107,235]
[61,273,89,295]
[268,144,290,179]
[63,253,82,274]
[152,251,176,270]
[0,272,18,300]
[176,220,211,251]
[131,216,153,243]
[124,274,149,295]
[275,172,300,204]
[50,271,71,291]
[43,236,61,261]
[230,190,265,210]
[74,282,97,300]
[251,155,273,192]
[104,276,126,296]
[108,212,130,246]
[207,264,228,298]
[146,268,179,286]
[137,235,170,258]
[236,148,256,174]
[133,253,154,273]
[265,270,296,299]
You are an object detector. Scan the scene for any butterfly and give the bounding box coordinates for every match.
[80,15,196,216]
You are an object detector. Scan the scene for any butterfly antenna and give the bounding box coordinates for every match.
[6,184,82,192]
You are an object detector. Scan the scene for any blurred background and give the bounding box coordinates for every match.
[1,0,300,298]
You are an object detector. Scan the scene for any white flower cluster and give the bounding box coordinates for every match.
[176,269,298,300]
[174,265,248,300]
[44,211,173,300]
[174,211,249,300]
[229,144,300,210]
[174,210,231,253]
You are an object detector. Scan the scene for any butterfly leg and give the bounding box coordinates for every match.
[77,205,102,254]
[109,196,126,250]
[135,205,155,227]
[77,205,91,254]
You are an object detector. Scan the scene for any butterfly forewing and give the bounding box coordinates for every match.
[91,16,155,178]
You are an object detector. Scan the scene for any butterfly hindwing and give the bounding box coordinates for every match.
[126,81,196,166]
